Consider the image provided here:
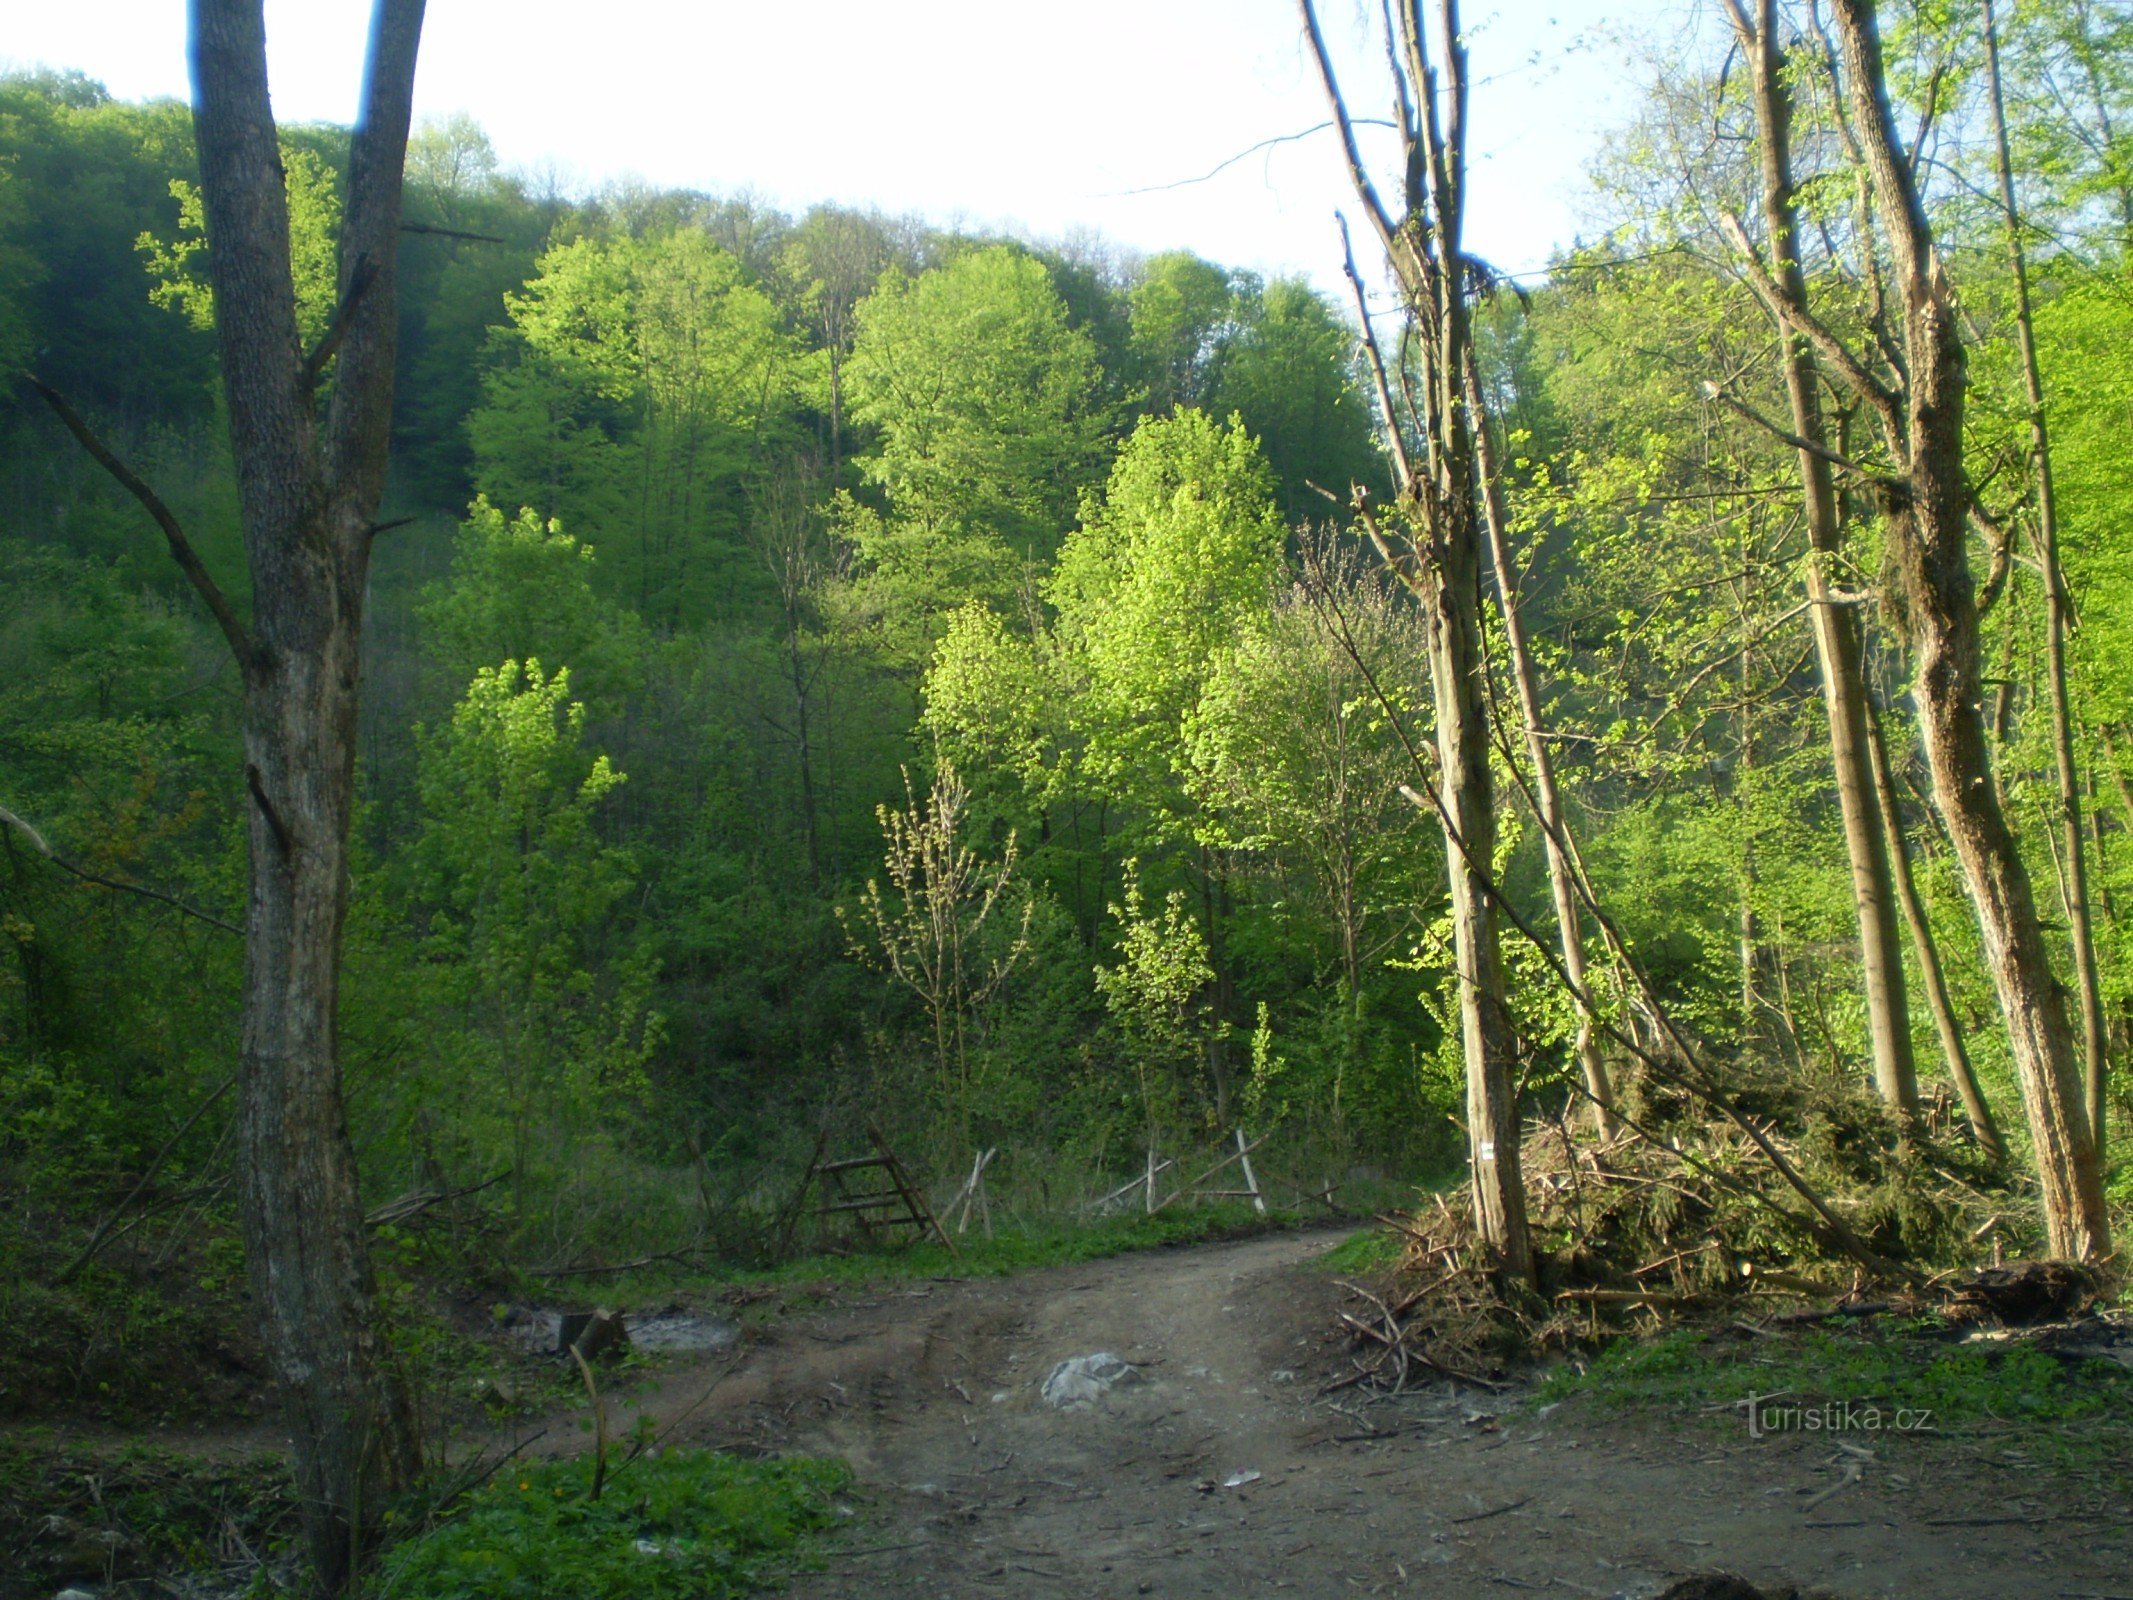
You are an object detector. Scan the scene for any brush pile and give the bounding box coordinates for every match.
[1329,1061,2068,1390]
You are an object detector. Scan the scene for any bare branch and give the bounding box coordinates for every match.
[1111,119,1398,196]
[1,803,241,935]
[1699,378,1875,477]
[29,379,256,670]
[397,220,506,243]
[1970,499,2017,617]
[1716,211,1904,448]
[1337,213,1416,490]
[302,253,376,391]
[1298,0,1400,253]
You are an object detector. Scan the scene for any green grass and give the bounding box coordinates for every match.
[765,1199,1288,1280]
[1534,1322,2133,1482]
[1315,1223,1403,1275]
[543,1200,1300,1308]
[374,1449,849,1600]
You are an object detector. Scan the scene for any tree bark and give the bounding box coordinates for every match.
[1983,0,2108,1156]
[1302,0,1533,1282]
[1864,697,2006,1157]
[1727,0,1919,1121]
[1466,355,1618,1137]
[1822,0,2107,1259]
[189,0,428,1586]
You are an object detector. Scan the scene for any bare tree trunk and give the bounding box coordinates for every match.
[1467,356,1617,1137]
[1726,0,1918,1120]
[1303,0,1533,1282]
[189,0,428,1584]
[1820,0,2106,1258]
[1865,698,2005,1157]
[1983,0,2108,1156]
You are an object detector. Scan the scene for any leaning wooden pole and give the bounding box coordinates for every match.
[1825,0,2105,1258]
[1466,354,1618,1137]
[1982,0,2108,1155]
[1302,0,1534,1283]
[1864,700,2006,1158]
[1724,0,1919,1123]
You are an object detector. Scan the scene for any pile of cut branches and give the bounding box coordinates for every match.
[1328,1063,2070,1391]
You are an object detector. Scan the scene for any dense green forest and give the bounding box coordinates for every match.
[3,0,2133,1587]
[0,66,1414,1276]
[8,8,2133,1278]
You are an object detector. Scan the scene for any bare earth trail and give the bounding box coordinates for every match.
[602,1230,2125,1599]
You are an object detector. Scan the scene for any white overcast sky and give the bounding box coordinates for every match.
[4,2,1697,290]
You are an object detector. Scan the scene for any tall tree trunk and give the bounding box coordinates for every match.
[1821,0,2106,1258]
[1302,0,1534,1282]
[1983,0,2108,1155]
[1727,0,1919,1120]
[1467,356,1617,1137]
[189,0,429,1584]
[1865,698,2006,1157]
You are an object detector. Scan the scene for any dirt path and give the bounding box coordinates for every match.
[599,1230,2121,1599]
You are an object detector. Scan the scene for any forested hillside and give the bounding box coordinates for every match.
[0,70,1406,1269]
[3,0,2132,1589]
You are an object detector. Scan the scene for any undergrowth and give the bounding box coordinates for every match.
[0,1436,296,1600]
[551,1199,1304,1307]
[1533,1322,2133,1483]
[1317,1224,1403,1275]
[372,1449,849,1600]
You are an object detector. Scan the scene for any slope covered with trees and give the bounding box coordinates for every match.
[3,0,2132,1584]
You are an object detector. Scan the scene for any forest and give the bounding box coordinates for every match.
[2,0,2131,1596]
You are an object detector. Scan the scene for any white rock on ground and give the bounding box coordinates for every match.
[1040,1351,1140,1409]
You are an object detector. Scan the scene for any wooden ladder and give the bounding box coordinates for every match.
[805,1123,959,1257]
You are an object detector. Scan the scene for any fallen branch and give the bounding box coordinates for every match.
[364,1169,508,1230]
[1449,1496,1532,1524]
[525,1247,700,1280]
[1089,1158,1175,1212]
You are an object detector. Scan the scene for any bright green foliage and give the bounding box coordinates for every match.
[842,244,1106,619]
[1096,859,1217,1138]
[1209,278,1384,520]
[19,33,2133,1491]
[419,497,647,715]
[137,142,341,344]
[1051,409,1285,833]
[1187,553,1438,1148]
[1128,250,1237,412]
[2039,275,2133,721]
[1123,256,1382,518]
[840,764,1032,1133]
[470,229,802,626]
[922,600,1067,803]
[409,660,654,1236]
[1188,561,1427,893]
[377,1449,849,1600]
